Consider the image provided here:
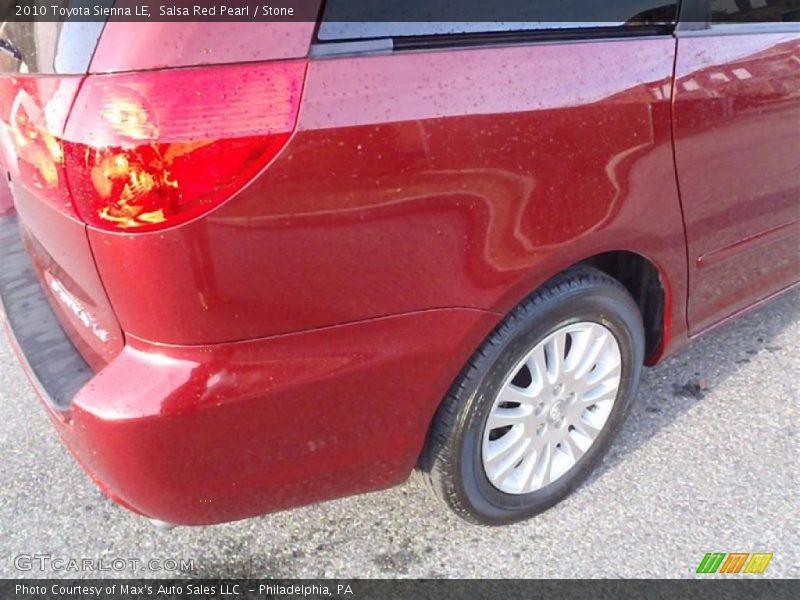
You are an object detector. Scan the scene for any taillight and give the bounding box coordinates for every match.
[63,61,306,232]
[0,76,82,218]
[1,62,304,232]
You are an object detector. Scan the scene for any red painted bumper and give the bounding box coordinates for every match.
[5,307,496,525]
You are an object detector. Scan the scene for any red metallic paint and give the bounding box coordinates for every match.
[14,202,124,371]
[52,309,497,525]
[90,21,319,73]
[1,20,798,526]
[90,39,689,357]
[673,33,800,333]
[0,75,124,369]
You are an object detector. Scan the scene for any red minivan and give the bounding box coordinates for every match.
[0,1,798,526]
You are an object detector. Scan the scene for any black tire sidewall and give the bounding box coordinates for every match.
[454,282,645,524]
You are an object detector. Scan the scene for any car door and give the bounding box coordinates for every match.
[673,0,800,333]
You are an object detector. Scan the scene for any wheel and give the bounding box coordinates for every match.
[418,266,645,525]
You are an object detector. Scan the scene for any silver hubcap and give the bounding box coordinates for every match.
[481,322,622,495]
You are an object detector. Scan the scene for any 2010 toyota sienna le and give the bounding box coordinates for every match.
[0,1,798,526]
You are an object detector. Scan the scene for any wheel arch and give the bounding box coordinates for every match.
[492,249,671,367]
[581,250,668,366]
[417,249,671,472]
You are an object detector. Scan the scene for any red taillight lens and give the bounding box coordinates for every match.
[63,61,306,232]
[0,76,82,218]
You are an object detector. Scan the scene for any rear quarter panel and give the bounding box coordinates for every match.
[90,38,689,356]
[90,21,318,72]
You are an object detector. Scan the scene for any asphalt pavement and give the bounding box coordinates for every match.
[0,291,798,579]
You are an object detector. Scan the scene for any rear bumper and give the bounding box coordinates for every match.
[0,239,496,523]
[0,216,93,410]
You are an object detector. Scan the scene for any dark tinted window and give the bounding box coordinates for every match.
[710,0,800,22]
[319,0,679,41]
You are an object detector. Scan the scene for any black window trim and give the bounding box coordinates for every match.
[311,1,800,58]
[312,1,683,57]
[388,23,676,52]
[310,23,677,58]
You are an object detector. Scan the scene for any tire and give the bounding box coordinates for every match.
[418,266,645,525]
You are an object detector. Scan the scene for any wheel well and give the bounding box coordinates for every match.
[583,251,666,363]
